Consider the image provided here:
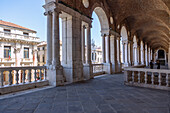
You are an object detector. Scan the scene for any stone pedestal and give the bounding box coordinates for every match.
[47,66,65,86]
[104,63,112,74]
[83,64,93,80]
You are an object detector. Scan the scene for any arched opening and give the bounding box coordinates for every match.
[91,7,109,64]
[157,49,166,65]
[120,26,129,66]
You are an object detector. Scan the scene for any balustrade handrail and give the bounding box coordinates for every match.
[0,66,46,71]
[0,31,40,40]
[92,63,104,66]
[124,67,170,73]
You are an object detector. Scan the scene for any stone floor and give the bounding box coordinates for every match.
[0,73,169,113]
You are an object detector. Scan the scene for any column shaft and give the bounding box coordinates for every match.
[102,35,106,63]
[106,35,111,63]
[86,26,91,64]
[82,26,85,63]
[46,12,52,65]
[117,38,121,64]
[52,10,60,66]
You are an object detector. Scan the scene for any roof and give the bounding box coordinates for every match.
[0,20,36,33]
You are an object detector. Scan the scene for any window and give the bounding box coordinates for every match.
[4,29,10,33]
[23,32,29,36]
[4,46,11,58]
[24,48,29,58]
[43,47,45,50]
[43,56,45,62]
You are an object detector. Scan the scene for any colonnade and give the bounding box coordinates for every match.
[121,36,154,67]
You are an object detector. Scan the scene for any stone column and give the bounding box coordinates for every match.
[122,43,125,63]
[145,43,148,66]
[47,8,64,86]
[104,34,112,74]
[83,23,93,79]
[148,47,151,63]
[110,35,117,73]
[45,11,52,66]
[140,41,145,64]
[82,25,86,64]
[128,42,131,65]
[102,35,106,63]
[52,9,61,67]
[62,17,67,65]
[86,25,91,65]
[117,37,122,72]
[33,46,38,66]
[134,41,138,66]
[124,41,129,67]
[105,35,111,63]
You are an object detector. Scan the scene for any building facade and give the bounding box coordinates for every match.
[0,20,40,84]
[0,20,40,67]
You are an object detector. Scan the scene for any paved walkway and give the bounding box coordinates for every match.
[0,74,169,113]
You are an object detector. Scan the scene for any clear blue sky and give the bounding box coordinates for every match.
[0,0,101,46]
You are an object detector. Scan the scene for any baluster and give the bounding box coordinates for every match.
[144,71,147,84]
[39,69,42,81]
[43,68,46,80]
[8,70,12,85]
[15,70,19,84]
[132,71,135,82]
[22,70,25,83]
[0,71,4,87]
[151,72,154,85]
[34,69,37,82]
[158,73,161,86]
[138,71,140,83]
[28,69,31,82]
[166,73,169,87]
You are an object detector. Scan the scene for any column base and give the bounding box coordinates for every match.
[124,62,129,67]
[47,65,65,86]
[134,62,139,66]
[111,63,117,74]
[83,64,93,80]
[104,63,112,74]
[117,63,122,72]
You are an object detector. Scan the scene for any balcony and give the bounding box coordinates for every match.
[0,58,15,63]
[21,58,33,63]
[0,66,48,94]
[0,31,40,42]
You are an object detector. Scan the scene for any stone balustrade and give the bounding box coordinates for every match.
[0,31,40,42]
[92,64,105,76]
[0,66,48,94]
[124,66,170,90]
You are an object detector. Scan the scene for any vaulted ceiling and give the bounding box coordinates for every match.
[106,0,169,51]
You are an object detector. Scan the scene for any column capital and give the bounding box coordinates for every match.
[44,11,53,16]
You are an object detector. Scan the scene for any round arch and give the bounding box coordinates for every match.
[121,26,128,41]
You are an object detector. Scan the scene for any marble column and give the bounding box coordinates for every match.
[148,47,151,63]
[145,44,148,66]
[82,25,86,64]
[62,17,67,65]
[52,9,60,67]
[110,35,117,73]
[46,11,52,66]
[105,35,111,63]
[128,42,131,65]
[124,41,129,67]
[134,41,138,66]
[117,37,122,72]
[102,35,106,63]
[140,41,145,64]
[122,43,125,63]
[86,25,91,65]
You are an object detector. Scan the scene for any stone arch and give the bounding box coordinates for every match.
[91,3,110,34]
[120,26,129,41]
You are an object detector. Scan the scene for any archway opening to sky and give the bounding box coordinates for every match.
[91,12,102,64]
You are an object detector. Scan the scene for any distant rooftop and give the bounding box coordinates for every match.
[0,20,36,33]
